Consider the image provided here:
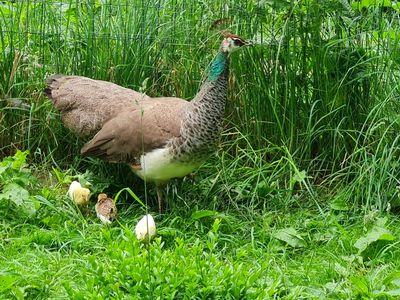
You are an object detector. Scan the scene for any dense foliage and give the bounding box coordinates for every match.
[1,0,400,209]
[1,0,400,298]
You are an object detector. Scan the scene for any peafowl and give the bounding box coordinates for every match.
[45,33,250,213]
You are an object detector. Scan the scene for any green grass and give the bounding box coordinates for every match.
[1,0,400,298]
[1,185,400,298]
[1,150,400,298]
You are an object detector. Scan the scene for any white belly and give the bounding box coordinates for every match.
[133,147,199,182]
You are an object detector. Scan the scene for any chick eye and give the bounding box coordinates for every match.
[233,38,245,46]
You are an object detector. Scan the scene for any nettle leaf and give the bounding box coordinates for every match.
[375,217,388,228]
[11,150,29,170]
[386,289,400,296]
[23,196,40,216]
[392,278,400,287]
[273,227,306,248]
[0,183,30,205]
[383,271,400,287]
[293,170,307,183]
[354,218,396,253]
[0,165,7,175]
[191,210,218,220]
[350,276,369,294]
[76,169,110,195]
[0,183,38,216]
[0,274,19,292]
[13,171,37,187]
[0,150,36,187]
[330,198,349,211]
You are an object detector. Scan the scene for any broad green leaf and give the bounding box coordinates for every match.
[191,210,218,220]
[11,150,29,170]
[0,183,37,216]
[23,196,40,216]
[383,271,400,287]
[273,227,306,248]
[330,198,349,211]
[351,276,369,294]
[0,183,29,206]
[211,218,222,233]
[0,274,19,292]
[0,5,13,18]
[0,150,36,187]
[392,278,400,287]
[0,165,6,175]
[376,217,388,228]
[386,289,400,296]
[354,219,395,253]
[334,262,349,277]
[11,286,25,299]
[52,166,73,184]
[292,170,307,183]
[352,0,393,10]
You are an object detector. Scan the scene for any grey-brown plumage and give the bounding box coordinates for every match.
[95,193,117,224]
[45,33,250,212]
[45,76,185,163]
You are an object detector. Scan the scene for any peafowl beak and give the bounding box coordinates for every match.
[242,39,254,47]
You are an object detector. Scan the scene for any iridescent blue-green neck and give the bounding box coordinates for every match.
[174,50,229,163]
[207,52,228,81]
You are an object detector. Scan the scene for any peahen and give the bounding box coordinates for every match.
[45,33,250,213]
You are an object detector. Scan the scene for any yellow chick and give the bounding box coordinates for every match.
[135,214,156,242]
[95,193,117,224]
[68,180,91,207]
[68,181,81,199]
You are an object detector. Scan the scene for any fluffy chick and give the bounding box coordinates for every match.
[135,214,156,242]
[68,181,81,199]
[68,181,91,207]
[95,193,117,224]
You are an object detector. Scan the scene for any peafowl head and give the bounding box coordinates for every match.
[220,33,251,53]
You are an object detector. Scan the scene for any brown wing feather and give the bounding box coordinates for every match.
[81,99,187,163]
[45,75,188,163]
[46,75,150,138]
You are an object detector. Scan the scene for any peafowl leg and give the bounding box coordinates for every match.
[155,181,167,214]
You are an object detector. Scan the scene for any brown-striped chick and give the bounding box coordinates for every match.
[95,193,117,224]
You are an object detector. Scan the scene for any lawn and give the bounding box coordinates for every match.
[1,0,400,299]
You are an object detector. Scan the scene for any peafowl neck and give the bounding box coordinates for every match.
[191,51,229,112]
[171,51,229,162]
[207,52,229,81]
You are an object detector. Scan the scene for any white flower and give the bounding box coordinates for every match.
[135,214,156,242]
